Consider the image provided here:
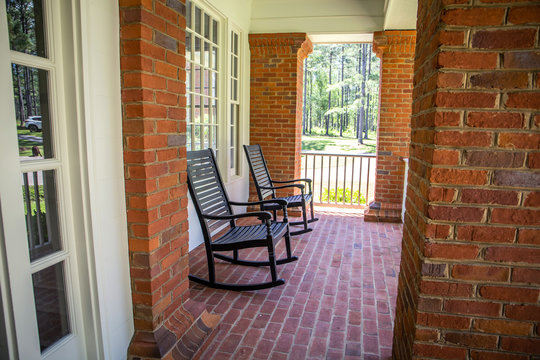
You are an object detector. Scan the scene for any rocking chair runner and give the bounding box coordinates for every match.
[243,145,319,236]
[186,149,298,291]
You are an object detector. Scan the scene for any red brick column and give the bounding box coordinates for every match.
[364,31,416,222]
[120,1,218,359]
[248,33,313,200]
[393,0,540,358]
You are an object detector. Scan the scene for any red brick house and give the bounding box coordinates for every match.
[0,0,537,358]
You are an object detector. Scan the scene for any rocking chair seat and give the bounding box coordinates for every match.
[212,222,288,250]
[261,194,313,211]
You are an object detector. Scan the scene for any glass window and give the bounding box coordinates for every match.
[6,0,47,57]
[11,64,53,160]
[32,263,70,352]
[186,0,219,154]
[22,170,61,262]
[229,30,240,175]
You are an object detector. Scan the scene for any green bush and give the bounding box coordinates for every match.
[321,187,366,204]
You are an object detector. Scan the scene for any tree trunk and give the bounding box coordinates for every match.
[339,46,344,137]
[302,60,308,135]
[309,72,313,134]
[364,46,372,139]
[326,49,333,136]
[16,65,25,126]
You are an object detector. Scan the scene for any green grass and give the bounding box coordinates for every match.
[17,127,43,157]
[302,134,376,154]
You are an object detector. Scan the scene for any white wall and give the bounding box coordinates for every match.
[79,0,133,358]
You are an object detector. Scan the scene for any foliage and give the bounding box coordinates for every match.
[22,184,49,245]
[303,44,380,144]
[321,187,366,204]
[7,0,44,125]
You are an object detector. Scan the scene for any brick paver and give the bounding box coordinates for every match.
[189,209,403,359]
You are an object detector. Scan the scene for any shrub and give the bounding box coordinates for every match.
[321,187,366,204]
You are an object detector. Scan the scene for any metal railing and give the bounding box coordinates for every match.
[301,151,376,207]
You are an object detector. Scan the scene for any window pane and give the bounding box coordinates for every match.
[212,128,217,148]
[194,36,201,64]
[186,124,192,151]
[185,33,191,61]
[186,0,192,28]
[12,64,53,160]
[194,125,201,150]
[212,100,218,124]
[193,64,200,93]
[194,96,200,123]
[212,46,218,70]
[32,263,70,352]
[203,69,209,96]
[203,97,209,123]
[6,0,47,57]
[194,6,201,35]
[204,41,210,67]
[212,19,218,44]
[203,126,209,149]
[22,170,61,262]
[204,13,210,40]
[211,71,217,98]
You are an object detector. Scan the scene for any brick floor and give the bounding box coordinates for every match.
[189,209,403,359]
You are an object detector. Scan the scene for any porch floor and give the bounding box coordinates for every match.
[189,209,403,359]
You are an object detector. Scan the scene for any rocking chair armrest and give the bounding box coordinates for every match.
[202,211,272,221]
[271,178,312,194]
[271,178,312,184]
[260,184,305,192]
[230,199,288,207]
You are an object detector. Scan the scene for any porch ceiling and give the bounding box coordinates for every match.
[249,0,417,36]
[250,0,384,35]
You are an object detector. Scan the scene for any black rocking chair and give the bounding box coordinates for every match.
[243,144,319,236]
[187,149,298,291]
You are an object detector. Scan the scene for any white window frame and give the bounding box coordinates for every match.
[0,0,97,358]
[186,0,244,182]
[228,25,242,178]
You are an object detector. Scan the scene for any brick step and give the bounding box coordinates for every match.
[363,207,402,223]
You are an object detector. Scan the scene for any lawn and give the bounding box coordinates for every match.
[17,127,43,157]
[302,134,376,154]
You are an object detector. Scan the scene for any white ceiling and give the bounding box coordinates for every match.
[249,0,417,40]
[384,0,418,30]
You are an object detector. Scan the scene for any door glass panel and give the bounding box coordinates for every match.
[12,64,53,160]
[32,263,70,352]
[22,170,61,262]
[6,0,47,57]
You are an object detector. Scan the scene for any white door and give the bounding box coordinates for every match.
[0,0,87,358]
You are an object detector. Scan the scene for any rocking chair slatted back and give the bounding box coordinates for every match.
[187,149,233,238]
[244,145,274,199]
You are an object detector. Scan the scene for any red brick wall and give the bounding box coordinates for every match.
[248,33,312,198]
[120,1,217,358]
[393,0,540,358]
[372,31,416,209]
